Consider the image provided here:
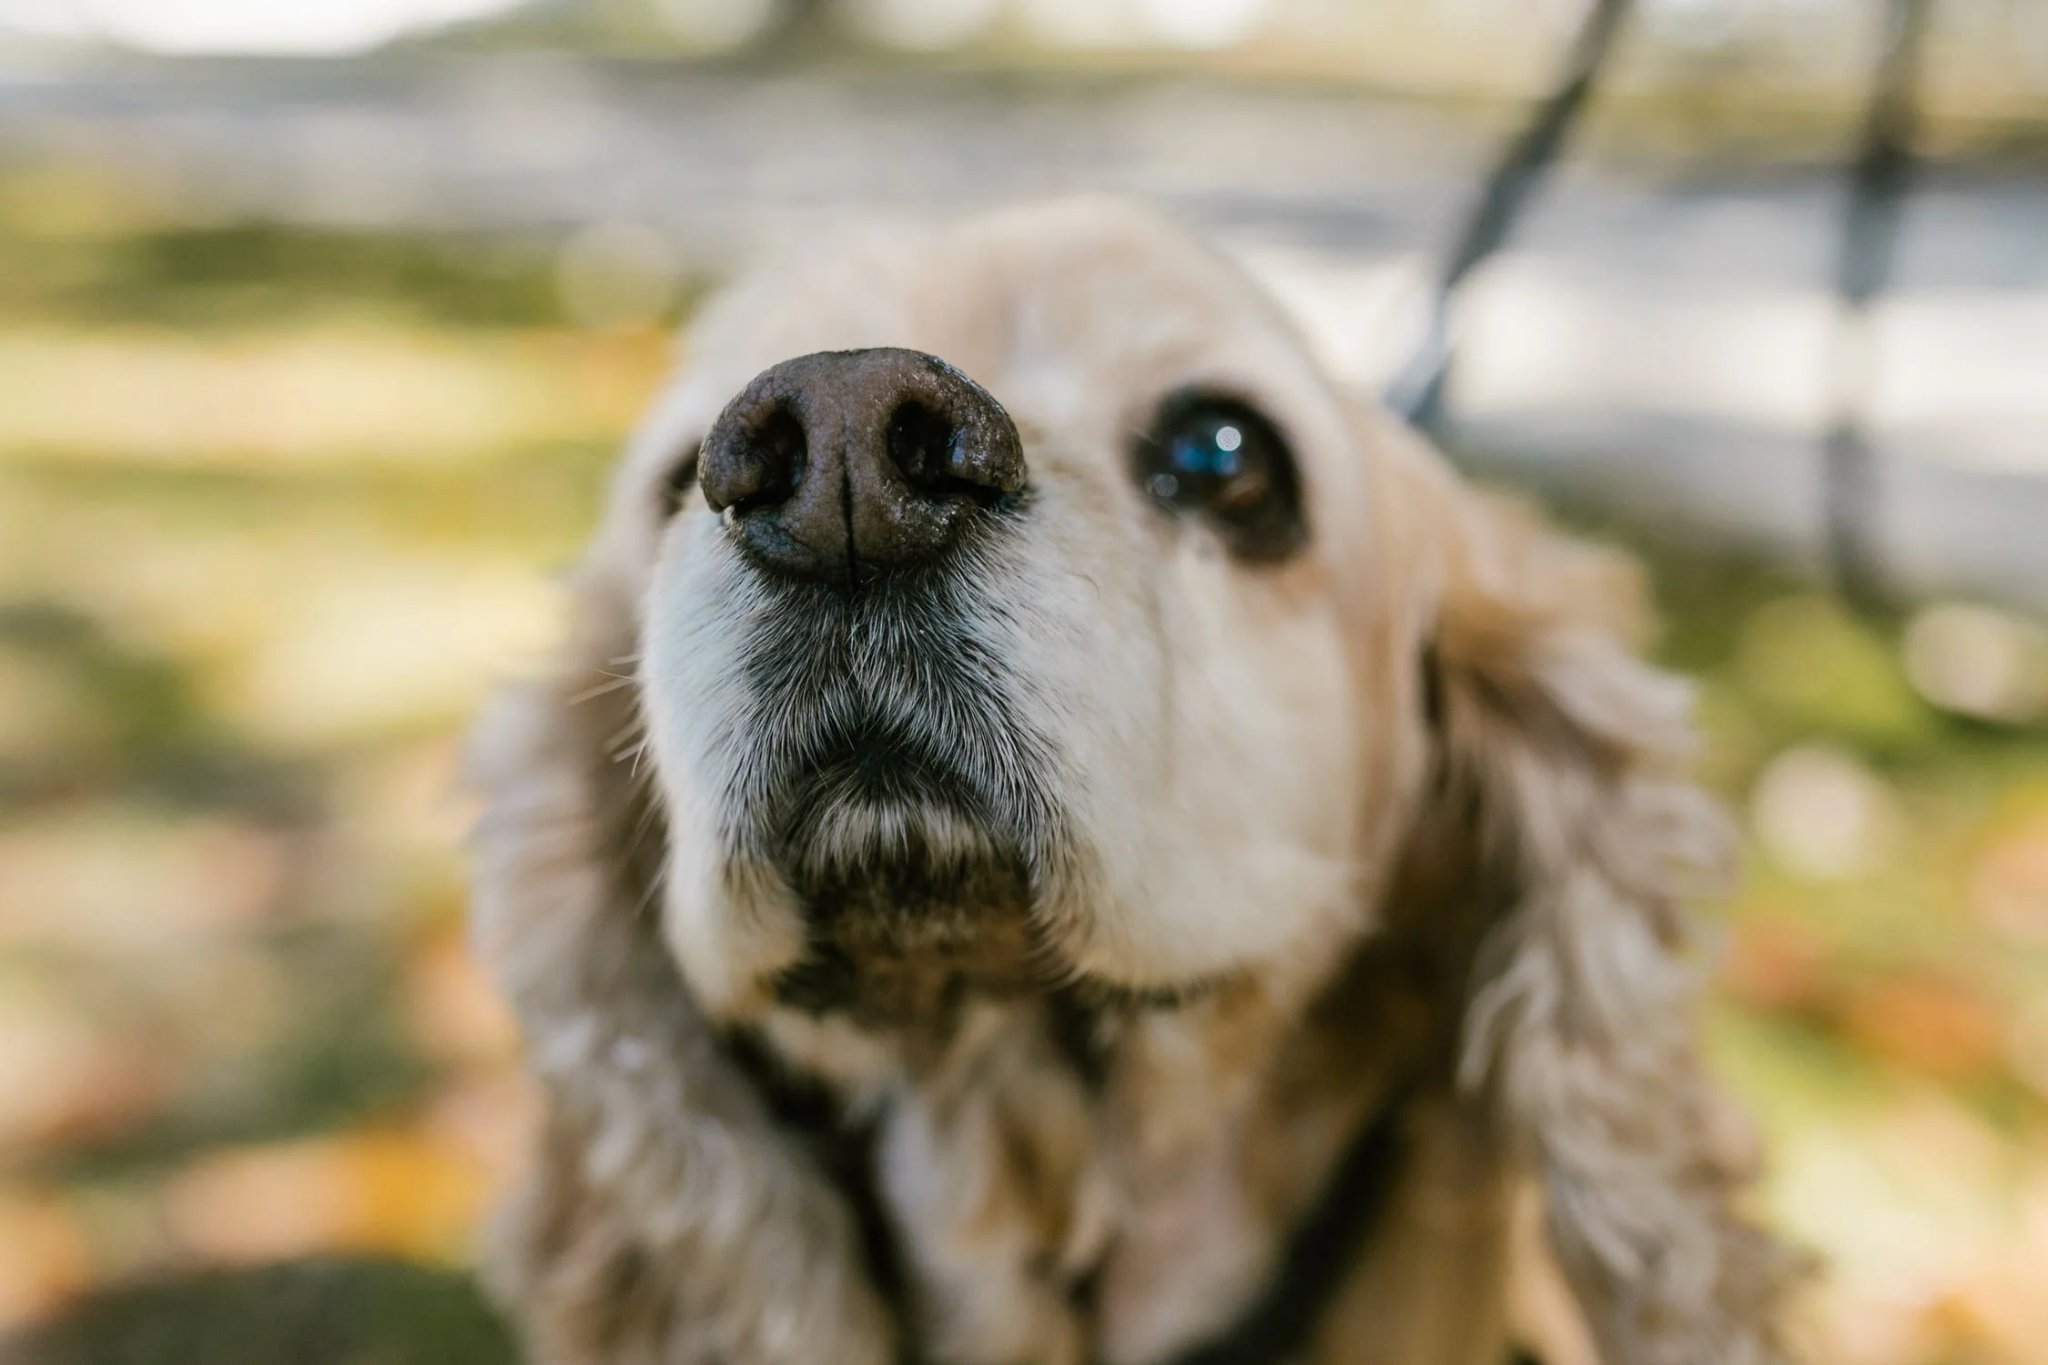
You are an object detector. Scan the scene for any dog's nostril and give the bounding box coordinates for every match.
[704,402,805,515]
[747,406,805,507]
[886,400,961,491]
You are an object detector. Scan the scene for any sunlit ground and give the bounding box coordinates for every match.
[1,161,2046,1365]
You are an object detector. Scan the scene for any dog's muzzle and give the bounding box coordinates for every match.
[698,347,1026,586]
[685,348,1052,1025]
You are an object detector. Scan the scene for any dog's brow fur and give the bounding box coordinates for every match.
[469,198,1799,1365]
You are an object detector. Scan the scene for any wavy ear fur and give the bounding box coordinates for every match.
[1417,480,1800,1365]
[467,552,898,1365]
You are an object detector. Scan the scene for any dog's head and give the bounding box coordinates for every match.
[611,200,1434,1023]
[481,198,1793,1365]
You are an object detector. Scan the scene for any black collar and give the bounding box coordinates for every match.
[725,1024,1416,1365]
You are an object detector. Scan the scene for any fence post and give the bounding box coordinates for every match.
[1824,0,1933,610]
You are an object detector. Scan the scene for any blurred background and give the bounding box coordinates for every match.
[0,2,2045,1362]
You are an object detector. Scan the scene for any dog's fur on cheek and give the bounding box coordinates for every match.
[469,198,1802,1365]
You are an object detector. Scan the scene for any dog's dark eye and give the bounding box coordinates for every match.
[1134,395,1304,561]
[660,446,702,519]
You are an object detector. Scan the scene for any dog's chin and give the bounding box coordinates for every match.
[680,564,1080,1029]
[764,787,1050,1031]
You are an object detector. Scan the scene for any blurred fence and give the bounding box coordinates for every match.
[3,28,2045,608]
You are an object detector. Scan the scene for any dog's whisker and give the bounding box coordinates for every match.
[568,673,641,706]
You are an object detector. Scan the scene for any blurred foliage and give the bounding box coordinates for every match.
[0,220,568,330]
[0,160,2044,1365]
[0,166,567,329]
[0,1256,514,1365]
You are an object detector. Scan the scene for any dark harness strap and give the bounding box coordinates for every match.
[1387,0,1633,430]
[730,1022,1420,1365]
[1158,1080,1416,1365]
[1823,0,1931,607]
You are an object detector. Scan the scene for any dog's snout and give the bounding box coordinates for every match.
[698,347,1025,583]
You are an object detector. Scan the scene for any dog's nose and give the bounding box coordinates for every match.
[697,348,1026,584]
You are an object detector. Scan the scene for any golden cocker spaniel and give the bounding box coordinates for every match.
[469,199,1797,1365]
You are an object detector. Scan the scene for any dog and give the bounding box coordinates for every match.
[468,198,1797,1365]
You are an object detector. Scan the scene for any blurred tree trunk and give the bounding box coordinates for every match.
[760,0,849,58]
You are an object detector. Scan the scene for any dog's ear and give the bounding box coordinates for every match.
[467,543,899,1365]
[1395,457,1799,1365]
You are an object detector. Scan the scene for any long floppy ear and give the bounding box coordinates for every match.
[467,541,898,1365]
[1415,476,1801,1365]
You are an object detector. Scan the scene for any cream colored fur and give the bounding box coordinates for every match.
[469,198,1798,1365]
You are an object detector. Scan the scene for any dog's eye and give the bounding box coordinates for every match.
[660,446,702,519]
[1134,395,1304,561]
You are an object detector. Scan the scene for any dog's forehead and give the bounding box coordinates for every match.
[684,201,1321,419]
[958,200,1300,362]
[616,199,1372,541]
